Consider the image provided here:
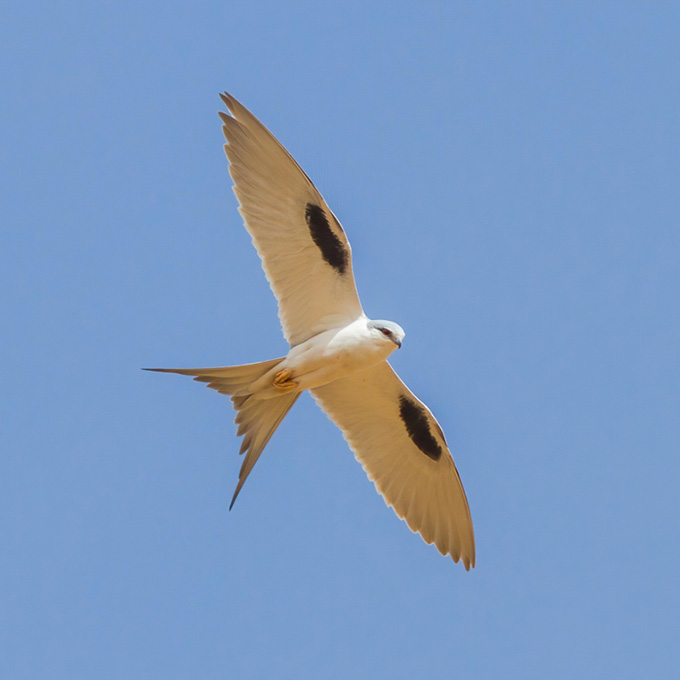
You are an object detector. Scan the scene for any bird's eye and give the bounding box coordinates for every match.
[381,328,391,336]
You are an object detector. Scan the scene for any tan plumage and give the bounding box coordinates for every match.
[148,93,475,569]
[313,364,475,569]
[219,92,363,346]
[147,360,299,508]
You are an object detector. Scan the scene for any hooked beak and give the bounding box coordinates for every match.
[393,337,402,349]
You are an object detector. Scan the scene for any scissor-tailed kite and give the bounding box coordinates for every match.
[148,93,475,569]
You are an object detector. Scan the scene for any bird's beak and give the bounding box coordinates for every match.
[393,337,402,349]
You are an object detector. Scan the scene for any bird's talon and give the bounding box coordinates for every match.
[273,369,297,390]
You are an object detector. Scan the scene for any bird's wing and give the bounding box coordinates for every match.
[311,362,475,569]
[219,92,364,347]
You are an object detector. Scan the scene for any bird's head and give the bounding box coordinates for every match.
[367,319,405,349]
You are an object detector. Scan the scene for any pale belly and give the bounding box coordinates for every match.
[252,320,396,398]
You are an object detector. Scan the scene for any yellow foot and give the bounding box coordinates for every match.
[273,369,298,391]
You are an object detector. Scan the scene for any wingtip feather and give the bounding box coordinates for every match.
[219,91,234,110]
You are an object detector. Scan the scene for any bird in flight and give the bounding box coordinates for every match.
[148,93,475,569]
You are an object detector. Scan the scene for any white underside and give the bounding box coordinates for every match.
[249,317,398,398]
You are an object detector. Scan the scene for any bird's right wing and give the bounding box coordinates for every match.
[219,93,364,347]
[311,362,475,569]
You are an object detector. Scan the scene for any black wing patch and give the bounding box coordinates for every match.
[398,395,443,461]
[305,203,349,274]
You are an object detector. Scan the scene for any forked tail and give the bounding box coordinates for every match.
[145,358,300,507]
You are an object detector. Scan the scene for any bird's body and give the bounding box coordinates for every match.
[262,317,403,396]
[148,93,476,569]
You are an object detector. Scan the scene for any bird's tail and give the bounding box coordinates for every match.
[145,358,300,508]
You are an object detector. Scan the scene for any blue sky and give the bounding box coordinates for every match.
[2,2,679,678]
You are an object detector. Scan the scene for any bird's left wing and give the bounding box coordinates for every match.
[219,93,364,347]
[311,362,475,569]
